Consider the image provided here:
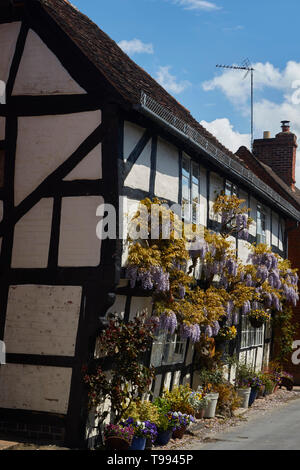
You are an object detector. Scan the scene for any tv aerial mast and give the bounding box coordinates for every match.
[216,59,255,150]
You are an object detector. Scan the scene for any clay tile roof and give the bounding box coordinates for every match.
[37,0,243,165]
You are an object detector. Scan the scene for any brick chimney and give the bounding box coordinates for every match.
[253,121,297,191]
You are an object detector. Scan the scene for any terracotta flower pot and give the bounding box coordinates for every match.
[172,426,187,439]
[105,436,131,450]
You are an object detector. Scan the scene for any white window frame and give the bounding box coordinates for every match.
[257,204,266,244]
[240,315,264,349]
[150,332,187,367]
[181,155,200,223]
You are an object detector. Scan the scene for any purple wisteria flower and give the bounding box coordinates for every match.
[158,312,178,335]
[180,323,201,343]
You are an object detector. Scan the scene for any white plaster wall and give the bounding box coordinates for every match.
[129,297,153,321]
[265,206,271,247]
[13,29,85,95]
[155,138,179,202]
[123,122,146,161]
[172,371,181,389]
[0,22,21,84]
[121,198,140,267]
[124,139,152,192]
[64,143,102,181]
[58,196,103,267]
[209,172,224,222]
[182,373,191,386]
[164,372,172,391]
[153,375,162,398]
[199,166,207,227]
[11,198,53,268]
[0,364,72,414]
[272,212,279,247]
[4,285,82,356]
[106,295,127,319]
[238,239,251,265]
[0,117,5,140]
[15,111,102,205]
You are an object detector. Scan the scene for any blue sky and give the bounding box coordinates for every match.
[71,0,300,184]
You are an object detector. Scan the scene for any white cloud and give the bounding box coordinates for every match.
[202,61,300,186]
[203,61,300,105]
[200,118,250,153]
[173,0,220,11]
[118,38,154,55]
[156,66,191,94]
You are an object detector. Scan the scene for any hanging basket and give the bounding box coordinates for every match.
[249,317,264,328]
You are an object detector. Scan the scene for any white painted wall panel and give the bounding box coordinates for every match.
[64,143,102,181]
[0,22,21,84]
[265,206,271,247]
[172,371,181,389]
[129,297,153,321]
[58,196,103,267]
[124,139,151,192]
[153,375,162,398]
[123,122,146,161]
[0,364,72,414]
[15,111,101,205]
[4,285,82,356]
[238,239,251,265]
[164,372,172,391]
[155,138,179,202]
[121,198,140,267]
[11,198,53,268]
[13,29,85,95]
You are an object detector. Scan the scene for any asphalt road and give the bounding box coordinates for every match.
[187,398,300,450]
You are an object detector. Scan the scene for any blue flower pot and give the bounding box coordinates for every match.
[248,387,258,407]
[129,436,146,450]
[156,430,172,446]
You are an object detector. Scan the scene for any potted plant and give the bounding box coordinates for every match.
[197,368,223,418]
[248,309,271,328]
[188,389,208,419]
[171,412,195,439]
[122,418,158,450]
[155,412,177,446]
[123,400,160,449]
[248,375,263,406]
[104,423,134,450]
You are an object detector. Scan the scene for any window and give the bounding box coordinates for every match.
[240,315,264,349]
[225,180,238,197]
[257,204,266,244]
[181,155,200,223]
[150,332,187,367]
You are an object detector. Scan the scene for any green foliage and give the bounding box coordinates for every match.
[83,314,156,423]
[273,305,298,366]
[159,385,194,415]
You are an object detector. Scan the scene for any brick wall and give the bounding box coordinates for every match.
[286,222,300,384]
[253,131,297,189]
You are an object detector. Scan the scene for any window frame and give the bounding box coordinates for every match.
[181,154,201,223]
[240,314,264,350]
[150,331,188,367]
[256,204,267,245]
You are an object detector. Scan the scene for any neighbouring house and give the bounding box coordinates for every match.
[0,0,299,449]
[236,123,300,385]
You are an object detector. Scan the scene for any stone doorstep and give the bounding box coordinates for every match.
[0,440,19,451]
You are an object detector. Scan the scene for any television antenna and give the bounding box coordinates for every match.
[216,59,255,150]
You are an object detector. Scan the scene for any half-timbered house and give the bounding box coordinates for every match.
[0,0,300,448]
